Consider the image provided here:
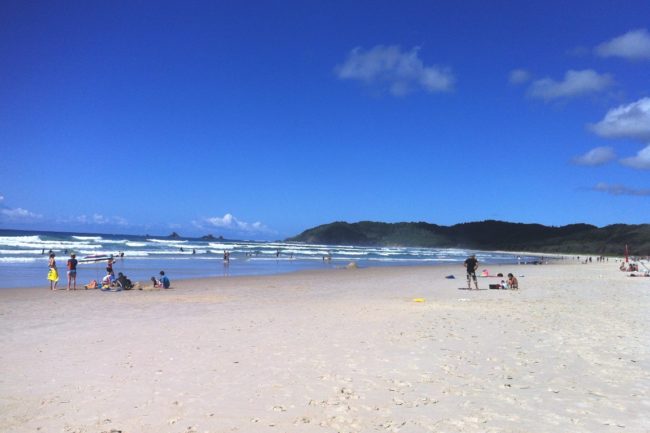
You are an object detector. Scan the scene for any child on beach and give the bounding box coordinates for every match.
[101,268,115,288]
[507,273,519,290]
[47,253,59,290]
[151,271,171,289]
[159,271,170,289]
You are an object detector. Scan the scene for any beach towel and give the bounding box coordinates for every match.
[47,268,59,282]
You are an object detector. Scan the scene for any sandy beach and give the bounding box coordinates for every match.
[1,261,649,433]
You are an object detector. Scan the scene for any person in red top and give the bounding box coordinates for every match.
[67,253,78,290]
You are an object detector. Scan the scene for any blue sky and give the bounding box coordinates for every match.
[1,1,649,240]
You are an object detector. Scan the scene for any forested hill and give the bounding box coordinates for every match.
[286,220,650,255]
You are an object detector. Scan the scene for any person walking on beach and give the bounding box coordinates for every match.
[464,254,479,290]
[47,253,59,290]
[67,253,78,290]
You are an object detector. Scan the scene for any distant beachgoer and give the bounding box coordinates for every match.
[67,253,78,290]
[464,254,479,290]
[276,249,280,258]
[42,249,45,255]
[192,248,196,254]
[119,251,124,258]
[507,273,519,290]
[180,247,184,252]
[223,250,230,262]
[47,253,59,290]
[107,256,114,272]
[159,271,170,289]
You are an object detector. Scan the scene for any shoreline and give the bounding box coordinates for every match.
[0,251,576,292]
[0,257,576,292]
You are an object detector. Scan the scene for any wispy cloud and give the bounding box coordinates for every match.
[593,182,650,196]
[590,97,650,141]
[572,146,616,166]
[595,29,650,60]
[620,144,650,170]
[527,69,613,101]
[64,214,129,226]
[0,195,42,220]
[195,213,270,234]
[509,69,531,85]
[0,207,42,220]
[335,45,455,96]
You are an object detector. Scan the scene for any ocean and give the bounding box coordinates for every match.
[0,229,540,289]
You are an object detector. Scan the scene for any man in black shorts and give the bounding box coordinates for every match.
[464,254,479,290]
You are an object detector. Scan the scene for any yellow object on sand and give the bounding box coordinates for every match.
[47,268,59,282]
[412,298,426,303]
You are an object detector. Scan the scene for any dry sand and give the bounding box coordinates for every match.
[1,261,649,433]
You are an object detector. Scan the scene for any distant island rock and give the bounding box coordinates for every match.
[169,232,181,239]
[201,234,224,241]
[287,220,650,255]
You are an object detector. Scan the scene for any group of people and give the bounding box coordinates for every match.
[48,252,171,291]
[464,254,519,290]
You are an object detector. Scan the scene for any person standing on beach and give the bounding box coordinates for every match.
[47,253,59,290]
[67,253,78,290]
[464,254,479,290]
[107,256,114,273]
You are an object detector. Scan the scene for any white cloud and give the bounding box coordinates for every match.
[0,207,42,219]
[0,196,42,220]
[70,214,129,226]
[198,213,269,233]
[527,69,613,101]
[620,144,650,170]
[590,97,650,141]
[335,45,455,96]
[509,69,531,85]
[593,182,650,196]
[572,146,616,166]
[595,29,650,60]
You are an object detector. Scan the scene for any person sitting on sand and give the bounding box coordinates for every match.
[159,270,170,289]
[507,273,519,290]
[115,272,133,290]
[101,268,115,288]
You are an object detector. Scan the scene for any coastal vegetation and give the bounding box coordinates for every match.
[287,220,650,255]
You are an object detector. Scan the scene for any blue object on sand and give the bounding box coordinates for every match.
[445,275,455,279]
